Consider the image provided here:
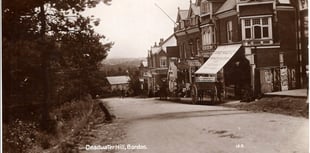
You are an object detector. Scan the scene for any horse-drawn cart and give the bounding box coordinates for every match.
[191,75,222,104]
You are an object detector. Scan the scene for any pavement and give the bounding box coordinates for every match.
[264,88,308,98]
[102,97,308,153]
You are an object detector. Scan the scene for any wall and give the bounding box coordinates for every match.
[277,10,297,50]
[217,15,241,44]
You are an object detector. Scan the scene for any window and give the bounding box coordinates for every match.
[201,1,209,14]
[189,41,194,56]
[180,21,184,29]
[196,39,200,52]
[242,17,272,40]
[160,57,167,67]
[227,21,233,43]
[202,26,215,50]
[183,43,187,59]
[203,27,212,45]
[299,0,308,10]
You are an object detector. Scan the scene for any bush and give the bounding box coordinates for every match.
[3,96,94,152]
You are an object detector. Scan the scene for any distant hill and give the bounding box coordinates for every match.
[102,57,146,66]
[100,57,147,75]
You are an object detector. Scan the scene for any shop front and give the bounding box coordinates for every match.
[195,44,251,99]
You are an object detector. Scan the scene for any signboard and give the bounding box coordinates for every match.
[280,66,288,91]
[195,44,242,74]
[187,59,202,67]
[195,76,216,82]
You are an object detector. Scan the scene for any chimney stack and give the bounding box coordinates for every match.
[159,38,164,45]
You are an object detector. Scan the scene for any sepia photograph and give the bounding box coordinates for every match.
[2,0,309,152]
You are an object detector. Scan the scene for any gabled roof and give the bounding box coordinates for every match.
[160,34,176,47]
[142,61,148,67]
[106,76,130,85]
[215,0,236,14]
[151,46,162,54]
[151,34,176,55]
[177,10,189,22]
[190,4,200,17]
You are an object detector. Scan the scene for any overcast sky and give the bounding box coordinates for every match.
[84,0,190,59]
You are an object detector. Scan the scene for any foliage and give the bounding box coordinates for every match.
[128,68,142,96]
[3,97,94,152]
[3,119,39,152]
[2,0,113,106]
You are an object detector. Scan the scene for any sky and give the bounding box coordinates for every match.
[83,0,190,59]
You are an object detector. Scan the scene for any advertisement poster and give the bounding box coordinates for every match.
[280,66,289,91]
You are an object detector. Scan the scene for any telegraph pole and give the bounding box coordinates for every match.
[154,3,177,26]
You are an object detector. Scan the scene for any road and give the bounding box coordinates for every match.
[102,97,308,153]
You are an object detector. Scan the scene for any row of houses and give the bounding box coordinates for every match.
[140,0,308,99]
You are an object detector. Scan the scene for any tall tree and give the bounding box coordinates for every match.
[2,0,113,129]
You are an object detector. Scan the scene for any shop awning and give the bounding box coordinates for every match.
[195,44,242,75]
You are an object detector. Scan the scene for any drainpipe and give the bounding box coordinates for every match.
[291,0,303,88]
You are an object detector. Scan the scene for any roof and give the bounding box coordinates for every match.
[141,61,148,67]
[190,4,200,16]
[151,46,162,54]
[178,10,189,21]
[151,34,176,55]
[215,0,236,14]
[106,76,130,85]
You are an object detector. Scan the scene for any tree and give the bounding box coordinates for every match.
[2,0,113,130]
[128,69,142,96]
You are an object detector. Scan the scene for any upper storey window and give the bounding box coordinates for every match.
[160,57,167,68]
[241,16,272,40]
[227,21,233,43]
[201,1,209,14]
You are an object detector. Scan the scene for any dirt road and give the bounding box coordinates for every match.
[98,97,308,153]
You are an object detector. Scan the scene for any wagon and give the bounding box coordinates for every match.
[190,44,242,104]
[191,75,222,104]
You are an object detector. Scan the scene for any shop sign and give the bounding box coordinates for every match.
[195,76,216,82]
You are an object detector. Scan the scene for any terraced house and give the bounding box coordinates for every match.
[147,35,177,96]
[174,0,202,95]
[174,0,307,99]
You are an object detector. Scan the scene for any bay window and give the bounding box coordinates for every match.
[202,26,215,50]
[242,16,272,40]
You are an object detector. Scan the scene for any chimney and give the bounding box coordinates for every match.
[159,38,164,45]
[154,42,157,47]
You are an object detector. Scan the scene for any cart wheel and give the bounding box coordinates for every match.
[191,85,198,104]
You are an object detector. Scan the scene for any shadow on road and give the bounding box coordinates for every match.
[155,98,235,106]
[126,109,252,122]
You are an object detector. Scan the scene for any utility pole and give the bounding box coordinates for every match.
[154,3,177,26]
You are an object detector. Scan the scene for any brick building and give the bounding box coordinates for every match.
[174,1,202,94]
[147,35,176,95]
[173,0,305,99]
